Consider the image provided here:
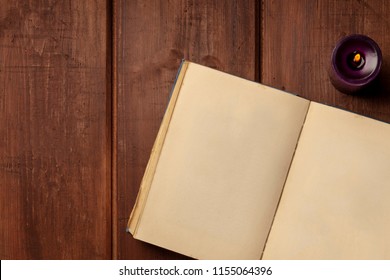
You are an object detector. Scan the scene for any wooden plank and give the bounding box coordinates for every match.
[114,0,258,259]
[0,1,111,259]
[262,0,390,123]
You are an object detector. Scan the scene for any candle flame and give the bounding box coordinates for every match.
[353,53,361,63]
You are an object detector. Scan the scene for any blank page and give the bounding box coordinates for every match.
[263,102,390,259]
[134,63,309,259]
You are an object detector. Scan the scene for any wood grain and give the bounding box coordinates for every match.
[262,0,390,123]
[6,0,389,260]
[114,0,258,259]
[0,1,111,259]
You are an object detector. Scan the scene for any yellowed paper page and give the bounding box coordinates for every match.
[263,102,390,259]
[133,62,310,259]
[128,62,189,234]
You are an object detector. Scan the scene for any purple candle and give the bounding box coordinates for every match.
[329,34,382,94]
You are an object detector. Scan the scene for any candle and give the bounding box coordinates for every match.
[329,34,382,94]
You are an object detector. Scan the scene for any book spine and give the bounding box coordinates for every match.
[127,61,190,235]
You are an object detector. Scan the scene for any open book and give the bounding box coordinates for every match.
[128,61,390,260]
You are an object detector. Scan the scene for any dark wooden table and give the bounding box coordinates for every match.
[1,0,389,259]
